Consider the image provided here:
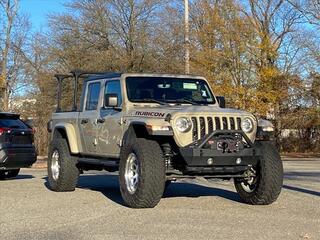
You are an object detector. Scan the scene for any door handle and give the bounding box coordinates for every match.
[96,118,105,124]
[81,119,89,124]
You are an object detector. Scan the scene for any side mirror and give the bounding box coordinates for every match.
[216,96,225,108]
[105,93,119,107]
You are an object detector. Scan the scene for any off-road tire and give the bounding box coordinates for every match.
[119,138,166,208]
[0,169,20,179]
[47,138,79,192]
[234,141,283,205]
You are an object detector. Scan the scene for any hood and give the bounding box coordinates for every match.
[125,104,257,147]
[126,104,250,119]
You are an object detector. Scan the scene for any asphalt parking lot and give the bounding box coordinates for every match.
[0,158,319,240]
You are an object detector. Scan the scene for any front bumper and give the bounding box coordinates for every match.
[179,130,260,175]
[0,147,37,170]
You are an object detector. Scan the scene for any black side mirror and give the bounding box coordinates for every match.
[105,93,119,107]
[216,96,226,108]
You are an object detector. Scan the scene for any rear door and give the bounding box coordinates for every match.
[78,80,102,154]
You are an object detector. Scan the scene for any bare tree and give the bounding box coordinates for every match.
[0,0,19,111]
[289,0,320,26]
[47,0,165,72]
[0,0,29,111]
[106,0,164,71]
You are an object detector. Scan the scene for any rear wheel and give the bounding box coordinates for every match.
[234,141,283,205]
[47,138,79,191]
[119,138,166,208]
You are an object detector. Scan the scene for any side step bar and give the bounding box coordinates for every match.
[77,158,119,171]
[166,174,247,180]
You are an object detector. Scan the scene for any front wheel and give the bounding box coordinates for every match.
[234,141,283,205]
[119,138,166,208]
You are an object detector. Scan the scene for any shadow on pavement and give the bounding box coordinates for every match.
[78,174,124,206]
[284,171,320,183]
[42,174,124,205]
[284,171,320,177]
[282,185,320,197]
[282,159,320,162]
[163,181,241,202]
[15,174,35,180]
[0,174,34,181]
[43,174,241,207]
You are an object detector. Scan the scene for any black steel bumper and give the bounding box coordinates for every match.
[179,130,260,175]
[0,147,37,170]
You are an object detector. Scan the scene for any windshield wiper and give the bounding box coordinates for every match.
[167,99,202,105]
[180,99,201,105]
[140,99,168,105]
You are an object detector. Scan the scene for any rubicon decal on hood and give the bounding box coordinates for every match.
[135,111,166,118]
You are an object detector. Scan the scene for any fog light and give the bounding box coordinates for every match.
[207,158,214,165]
[236,158,241,164]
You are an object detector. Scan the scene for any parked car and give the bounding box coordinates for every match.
[0,112,37,179]
[47,71,283,208]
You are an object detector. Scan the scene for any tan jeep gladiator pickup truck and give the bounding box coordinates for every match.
[47,70,283,208]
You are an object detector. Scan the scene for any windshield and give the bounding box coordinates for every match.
[126,77,215,105]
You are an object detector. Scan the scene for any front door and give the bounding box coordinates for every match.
[79,81,102,154]
[97,80,123,157]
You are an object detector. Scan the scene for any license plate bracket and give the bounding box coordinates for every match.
[217,140,239,153]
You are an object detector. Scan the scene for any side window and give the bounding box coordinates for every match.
[85,82,101,111]
[105,80,122,106]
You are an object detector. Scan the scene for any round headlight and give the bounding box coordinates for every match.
[241,117,254,133]
[176,117,192,133]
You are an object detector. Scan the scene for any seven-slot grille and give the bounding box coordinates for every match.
[191,116,242,141]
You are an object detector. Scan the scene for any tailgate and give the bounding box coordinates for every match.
[10,129,34,146]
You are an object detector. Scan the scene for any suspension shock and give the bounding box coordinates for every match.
[162,143,173,169]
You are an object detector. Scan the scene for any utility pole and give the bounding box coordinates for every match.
[184,0,190,74]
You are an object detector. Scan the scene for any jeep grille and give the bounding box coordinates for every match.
[191,116,242,141]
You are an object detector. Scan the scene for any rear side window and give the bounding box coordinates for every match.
[85,82,101,111]
[0,118,28,129]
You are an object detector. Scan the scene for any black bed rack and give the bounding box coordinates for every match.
[54,70,114,112]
